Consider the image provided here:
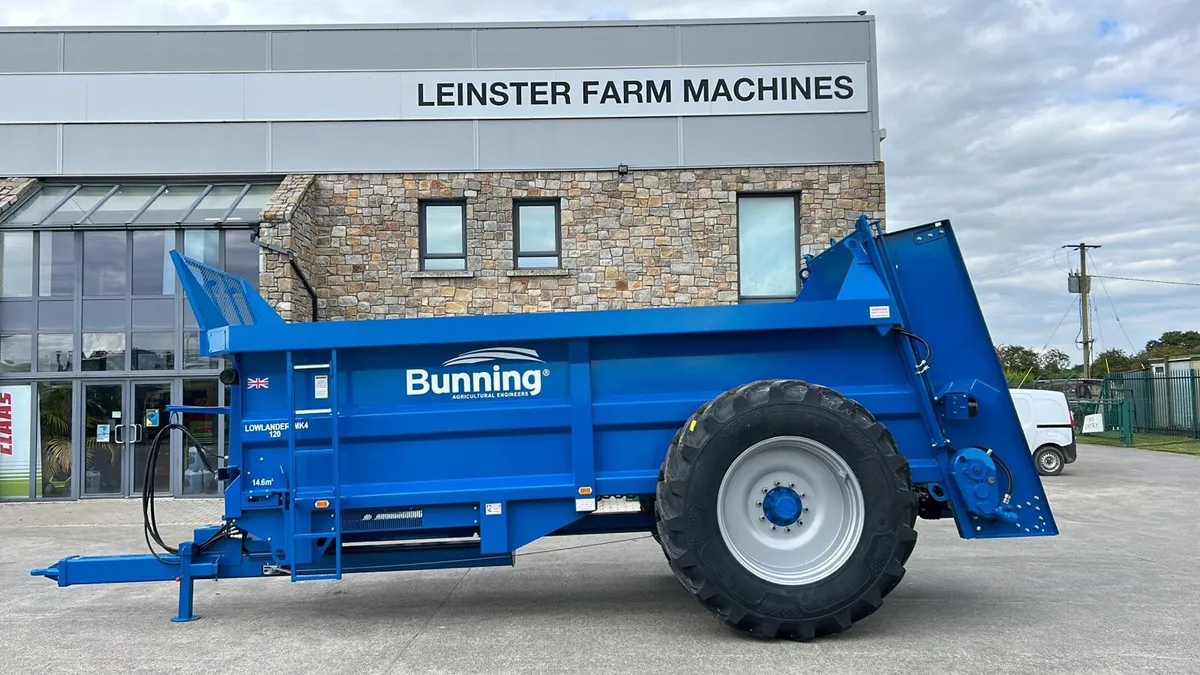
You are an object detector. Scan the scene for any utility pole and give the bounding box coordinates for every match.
[1064,243,1101,379]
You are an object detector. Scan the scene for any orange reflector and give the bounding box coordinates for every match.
[578,487,593,495]
[315,500,330,509]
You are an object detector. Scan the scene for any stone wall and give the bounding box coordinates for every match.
[0,177,37,220]
[259,164,886,322]
[258,174,319,322]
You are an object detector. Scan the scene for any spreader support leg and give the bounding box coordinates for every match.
[171,542,201,623]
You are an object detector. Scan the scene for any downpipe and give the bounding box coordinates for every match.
[251,231,319,323]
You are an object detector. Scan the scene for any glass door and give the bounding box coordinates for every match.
[131,381,172,496]
[81,382,126,496]
[180,378,221,496]
[80,380,173,497]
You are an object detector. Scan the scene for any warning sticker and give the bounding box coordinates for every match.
[575,497,596,513]
[869,305,891,319]
[485,503,502,516]
[314,375,328,400]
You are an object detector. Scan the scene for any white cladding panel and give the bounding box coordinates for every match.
[0,17,881,176]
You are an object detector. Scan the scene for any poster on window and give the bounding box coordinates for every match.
[0,384,32,498]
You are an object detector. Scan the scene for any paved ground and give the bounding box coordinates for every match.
[3,443,1198,674]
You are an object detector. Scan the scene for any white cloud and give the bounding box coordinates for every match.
[2,0,1198,361]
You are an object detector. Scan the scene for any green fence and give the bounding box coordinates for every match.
[1102,369,1200,439]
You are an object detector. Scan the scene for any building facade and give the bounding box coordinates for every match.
[0,15,886,501]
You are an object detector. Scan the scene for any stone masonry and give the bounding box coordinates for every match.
[0,177,37,221]
[258,174,319,323]
[240,164,883,322]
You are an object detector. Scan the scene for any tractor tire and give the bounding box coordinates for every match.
[1034,446,1065,476]
[645,426,684,559]
[654,379,919,641]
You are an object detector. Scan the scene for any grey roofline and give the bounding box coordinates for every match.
[0,14,874,33]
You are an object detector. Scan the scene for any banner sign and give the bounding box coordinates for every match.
[402,63,870,120]
[1,62,870,125]
[0,384,32,498]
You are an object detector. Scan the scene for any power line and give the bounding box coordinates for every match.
[972,249,1058,281]
[1085,250,1139,355]
[1090,274,1200,287]
[1014,295,1079,389]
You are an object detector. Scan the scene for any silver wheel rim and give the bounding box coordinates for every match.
[1040,451,1060,472]
[716,435,866,586]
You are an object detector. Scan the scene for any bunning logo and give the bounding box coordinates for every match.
[406,347,551,400]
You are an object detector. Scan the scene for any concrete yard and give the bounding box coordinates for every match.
[3,443,1197,674]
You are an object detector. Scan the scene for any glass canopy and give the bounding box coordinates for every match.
[1,181,280,228]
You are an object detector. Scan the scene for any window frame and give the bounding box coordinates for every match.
[418,198,469,271]
[735,191,803,303]
[512,198,563,270]
[0,227,253,381]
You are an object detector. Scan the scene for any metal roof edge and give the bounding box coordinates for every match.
[0,14,875,33]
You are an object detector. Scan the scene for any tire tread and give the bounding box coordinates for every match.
[654,378,919,641]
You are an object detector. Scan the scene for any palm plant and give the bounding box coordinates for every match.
[38,384,119,494]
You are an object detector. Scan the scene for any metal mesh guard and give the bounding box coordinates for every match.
[182,257,259,327]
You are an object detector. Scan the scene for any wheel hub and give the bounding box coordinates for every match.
[761,486,804,527]
[716,435,866,586]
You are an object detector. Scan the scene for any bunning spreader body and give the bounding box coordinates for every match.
[32,215,1057,640]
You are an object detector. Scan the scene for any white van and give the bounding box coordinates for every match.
[1009,388,1078,476]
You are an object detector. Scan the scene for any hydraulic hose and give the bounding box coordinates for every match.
[141,421,237,563]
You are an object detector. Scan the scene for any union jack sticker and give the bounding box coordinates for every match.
[247,377,269,390]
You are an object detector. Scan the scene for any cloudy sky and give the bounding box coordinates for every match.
[2,0,1197,363]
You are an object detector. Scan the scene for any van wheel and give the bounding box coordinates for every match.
[1035,446,1065,476]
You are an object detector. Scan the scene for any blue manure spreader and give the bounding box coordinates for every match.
[32,214,1057,641]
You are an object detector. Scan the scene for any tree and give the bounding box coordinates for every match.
[1143,330,1200,359]
[1092,348,1139,374]
[1039,348,1072,377]
[992,328,1198,381]
[996,344,1041,376]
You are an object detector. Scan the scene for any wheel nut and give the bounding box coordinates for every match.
[786,527,791,532]
[789,483,795,488]
[771,525,776,530]
[760,516,765,521]
[762,488,768,493]
[756,501,762,507]
[774,481,780,486]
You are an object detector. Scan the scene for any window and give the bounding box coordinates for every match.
[0,180,273,387]
[0,180,280,227]
[737,194,800,301]
[419,200,467,271]
[131,230,173,296]
[0,333,32,373]
[1,231,34,297]
[514,200,561,269]
[82,231,127,297]
[38,231,75,297]
[224,230,261,290]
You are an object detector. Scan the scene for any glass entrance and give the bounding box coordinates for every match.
[132,381,172,495]
[82,382,124,495]
[80,380,172,497]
